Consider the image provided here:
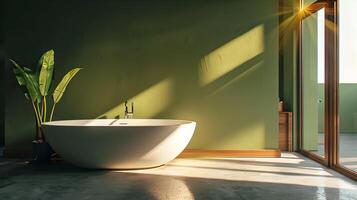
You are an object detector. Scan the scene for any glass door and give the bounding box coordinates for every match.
[338,0,357,174]
[298,0,356,180]
[300,4,326,159]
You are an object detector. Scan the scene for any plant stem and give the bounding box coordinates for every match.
[32,102,41,127]
[43,96,47,122]
[36,102,42,122]
[41,99,44,120]
[49,103,56,122]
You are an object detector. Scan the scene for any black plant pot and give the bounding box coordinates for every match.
[32,140,54,163]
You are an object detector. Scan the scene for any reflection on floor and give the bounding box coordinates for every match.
[0,153,356,200]
[317,133,357,171]
[339,134,357,171]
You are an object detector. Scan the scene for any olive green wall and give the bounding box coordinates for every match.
[3,0,279,153]
[318,84,357,133]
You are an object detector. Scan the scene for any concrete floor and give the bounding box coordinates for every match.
[0,153,356,200]
[316,133,357,171]
[339,134,357,171]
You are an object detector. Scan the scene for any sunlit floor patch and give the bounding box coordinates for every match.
[119,153,356,190]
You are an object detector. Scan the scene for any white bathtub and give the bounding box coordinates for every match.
[42,119,196,169]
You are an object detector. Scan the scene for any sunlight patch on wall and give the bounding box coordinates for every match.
[208,61,262,97]
[199,25,265,86]
[99,78,174,119]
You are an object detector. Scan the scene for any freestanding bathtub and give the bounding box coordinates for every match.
[42,119,196,169]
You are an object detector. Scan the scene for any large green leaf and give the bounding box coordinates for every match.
[53,68,82,103]
[27,69,41,100]
[39,49,55,96]
[10,59,29,100]
[10,59,42,103]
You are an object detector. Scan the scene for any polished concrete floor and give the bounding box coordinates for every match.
[0,153,356,200]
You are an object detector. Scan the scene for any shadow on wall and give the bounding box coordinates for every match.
[4,0,278,150]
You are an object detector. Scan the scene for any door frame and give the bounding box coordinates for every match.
[297,0,357,180]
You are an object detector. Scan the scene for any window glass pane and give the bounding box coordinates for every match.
[339,0,357,172]
[302,8,325,157]
[303,0,317,7]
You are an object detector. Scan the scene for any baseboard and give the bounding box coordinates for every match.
[0,146,3,157]
[3,148,32,158]
[179,149,281,158]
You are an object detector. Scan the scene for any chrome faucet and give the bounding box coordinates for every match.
[124,100,134,119]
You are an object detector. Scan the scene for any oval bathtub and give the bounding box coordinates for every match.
[42,119,196,169]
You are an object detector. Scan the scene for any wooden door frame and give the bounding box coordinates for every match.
[298,0,330,165]
[331,0,357,180]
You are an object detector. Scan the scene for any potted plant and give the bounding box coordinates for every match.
[9,49,82,163]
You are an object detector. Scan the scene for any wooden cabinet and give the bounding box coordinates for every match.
[279,112,293,152]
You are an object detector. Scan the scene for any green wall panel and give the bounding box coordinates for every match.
[3,0,279,152]
[318,84,357,133]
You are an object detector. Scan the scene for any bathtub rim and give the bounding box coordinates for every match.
[42,119,196,127]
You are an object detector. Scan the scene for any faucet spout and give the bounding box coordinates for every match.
[125,100,129,114]
[124,100,134,119]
